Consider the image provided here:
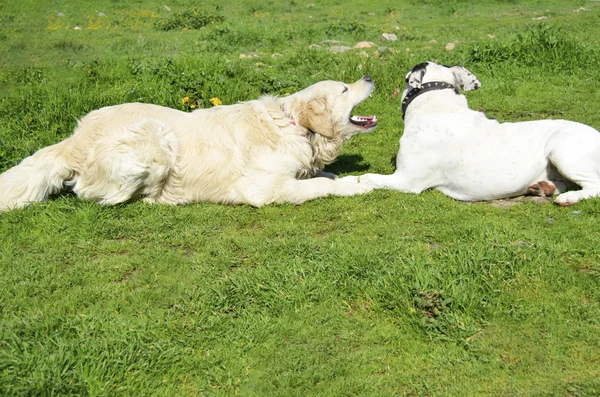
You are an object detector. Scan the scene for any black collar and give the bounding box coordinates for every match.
[401,81,458,119]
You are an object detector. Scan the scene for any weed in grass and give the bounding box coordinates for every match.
[155,7,224,31]
[469,23,599,73]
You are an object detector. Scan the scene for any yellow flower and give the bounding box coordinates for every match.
[210,97,222,106]
[181,96,189,104]
[190,104,197,109]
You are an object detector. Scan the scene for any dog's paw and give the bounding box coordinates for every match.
[555,191,583,206]
[527,181,556,197]
[338,175,360,184]
[350,183,373,195]
[338,181,373,196]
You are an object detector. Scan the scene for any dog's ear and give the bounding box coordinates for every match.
[450,65,481,91]
[405,62,428,89]
[299,96,335,138]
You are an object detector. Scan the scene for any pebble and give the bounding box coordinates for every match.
[328,46,352,53]
[381,33,398,42]
[239,52,259,59]
[354,41,375,48]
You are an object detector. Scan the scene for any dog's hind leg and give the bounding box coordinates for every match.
[546,125,600,206]
[72,120,178,205]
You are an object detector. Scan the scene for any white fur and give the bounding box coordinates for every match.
[343,62,600,206]
[0,77,377,211]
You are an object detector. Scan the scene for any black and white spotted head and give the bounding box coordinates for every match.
[403,61,481,92]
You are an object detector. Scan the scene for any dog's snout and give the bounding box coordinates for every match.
[362,75,373,83]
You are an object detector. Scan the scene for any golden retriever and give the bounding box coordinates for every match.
[0,76,377,211]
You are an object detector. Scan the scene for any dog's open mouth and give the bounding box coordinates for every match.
[350,115,378,128]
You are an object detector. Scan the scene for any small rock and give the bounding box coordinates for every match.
[381,33,398,42]
[445,42,455,51]
[571,210,582,215]
[164,5,171,12]
[377,46,388,52]
[98,12,106,17]
[74,26,82,30]
[308,44,321,49]
[328,45,352,53]
[572,7,588,12]
[429,39,438,43]
[547,217,555,223]
[487,34,496,39]
[272,53,283,58]
[306,3,315,7]
[532,15,550,20]
[354,41,375,49]
[239,52,259,59]
[57,12,65,17]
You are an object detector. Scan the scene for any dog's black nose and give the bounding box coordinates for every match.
[363,75,372,83]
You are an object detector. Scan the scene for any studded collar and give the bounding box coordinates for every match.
[401,81,459,119]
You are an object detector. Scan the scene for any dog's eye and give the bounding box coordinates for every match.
[342,86,348,94]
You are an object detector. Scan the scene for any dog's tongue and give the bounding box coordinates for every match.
[350,115,378,128]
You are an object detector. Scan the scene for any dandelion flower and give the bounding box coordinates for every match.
[181,96,189,104]
[190,104,197,109]
[210,97,222,106]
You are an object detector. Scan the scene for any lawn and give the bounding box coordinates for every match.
[1,0,600,395]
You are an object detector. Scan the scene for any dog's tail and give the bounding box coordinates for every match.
[0,140,73,212]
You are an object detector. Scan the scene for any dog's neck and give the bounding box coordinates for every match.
[280,103,313,137]
[401,82,459,119]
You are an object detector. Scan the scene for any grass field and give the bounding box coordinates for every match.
[1,0,600,395]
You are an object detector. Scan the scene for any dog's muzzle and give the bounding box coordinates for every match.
[401,82,458,119]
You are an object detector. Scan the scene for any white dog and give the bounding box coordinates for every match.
[343,62,600,206]
[0,77,378,211]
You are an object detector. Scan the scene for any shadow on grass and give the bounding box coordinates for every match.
[324,154,370,175]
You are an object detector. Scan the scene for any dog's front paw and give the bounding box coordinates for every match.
[344,182,373,195]
[338,175,360,184]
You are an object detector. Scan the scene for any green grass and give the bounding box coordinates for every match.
[1,0,600,395]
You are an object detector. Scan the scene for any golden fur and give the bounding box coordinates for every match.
[0,77,377,211]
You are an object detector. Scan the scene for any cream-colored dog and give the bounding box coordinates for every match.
[0,77,378,211]
[343,62,600,206]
